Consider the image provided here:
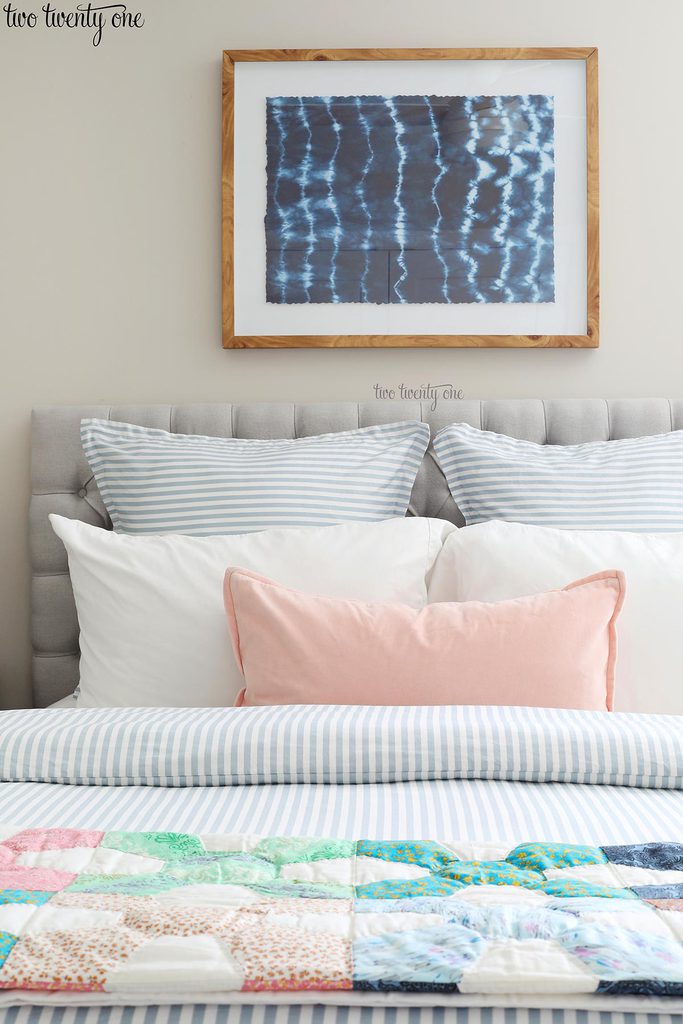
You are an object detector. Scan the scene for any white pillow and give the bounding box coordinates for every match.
[51,515,454,708]
[428,519,683,714]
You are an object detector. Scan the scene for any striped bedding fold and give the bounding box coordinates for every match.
[0,705,681,789]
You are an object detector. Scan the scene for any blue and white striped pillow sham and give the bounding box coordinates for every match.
[433,422,683,531]
[81,418,429,536]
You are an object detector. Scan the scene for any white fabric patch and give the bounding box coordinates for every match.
[442,842,511,862]
[279,856,430,885]
[0,904,38,936]
[0,905,122,936]
[353,912,444,937]
[353,856,431,883]
[105,935,244,992]
[262,912,351,938]
[658,909,683,940]
[607,864,683,887]
[280,858,354,885]
[544,865,625,887]
[15,847,99,871]
[155,884,260,907]
[26,906,123,935]
[578,909,671,938]
[546,863,683,887]
[551,896,642,913]
[15,847,164,875]
[456,884,553,907]
[200,834,262,853]
[458,938,599,994]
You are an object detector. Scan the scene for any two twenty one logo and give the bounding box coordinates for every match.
[373,384,465,412]
[2,3,145,46]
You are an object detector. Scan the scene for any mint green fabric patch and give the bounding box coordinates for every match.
[506,843,607,873]
[250,879,353,899]
[102,831,205,862]
[357,841,456,872]
[166,855,277,886]
[253,837,354,865]
[67,872,181,895]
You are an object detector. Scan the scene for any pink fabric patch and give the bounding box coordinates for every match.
[0,867,76,891]
[225,568,626,712]
[3,829,104,852]
[0,846,16,868]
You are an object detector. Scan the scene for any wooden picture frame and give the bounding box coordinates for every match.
[222,47,598,349]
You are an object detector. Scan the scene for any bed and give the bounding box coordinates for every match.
[3,398,683,1024]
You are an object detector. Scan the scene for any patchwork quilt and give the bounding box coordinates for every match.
[2,831,683,997]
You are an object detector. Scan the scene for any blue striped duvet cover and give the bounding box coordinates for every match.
[1,705,683,1023]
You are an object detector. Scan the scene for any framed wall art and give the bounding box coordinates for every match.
[222,47,598,348]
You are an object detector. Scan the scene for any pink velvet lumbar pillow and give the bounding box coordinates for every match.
[224,568,626,711]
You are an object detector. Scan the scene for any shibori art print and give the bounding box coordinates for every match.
[264,94,556,307]
[222,49,598,348]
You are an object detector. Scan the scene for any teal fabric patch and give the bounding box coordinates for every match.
[357,876,465,900]
[358,841,455,872]
[0,891,52,906]
[0,931,17,967]
[537,878,637,899]
[507,843,607,873]
[440,861,542,887]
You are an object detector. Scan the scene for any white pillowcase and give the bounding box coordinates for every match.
[51,515,454,708]
[428,519,683,714]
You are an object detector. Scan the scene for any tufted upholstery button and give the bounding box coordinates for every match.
[77,486,88,499]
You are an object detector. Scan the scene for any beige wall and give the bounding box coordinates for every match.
[1,0,681,707]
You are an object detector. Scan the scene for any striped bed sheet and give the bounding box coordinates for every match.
[2,705,683,1024]
[5,1004,683,1024]
[2,778,683,845]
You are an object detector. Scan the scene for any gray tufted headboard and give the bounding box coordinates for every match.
[30,399,683,707]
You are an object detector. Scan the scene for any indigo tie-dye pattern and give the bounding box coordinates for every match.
[265,94,555,305]
[2,832,683,996]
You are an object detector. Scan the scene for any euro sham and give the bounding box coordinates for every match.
[428,519,683,714]
[225,569,625,711]
[80,418,430,536]
[50,515,451,708]
[432,422,683,531]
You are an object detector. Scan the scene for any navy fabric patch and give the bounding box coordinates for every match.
[631,884,683,899]
[603,843,683,870]
[354,980,461,993]
[598,979,683,996]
